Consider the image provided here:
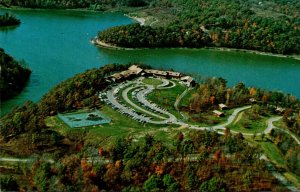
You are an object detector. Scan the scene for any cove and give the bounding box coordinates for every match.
[1,9,300,115]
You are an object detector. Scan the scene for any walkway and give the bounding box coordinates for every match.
[174,87,193,120]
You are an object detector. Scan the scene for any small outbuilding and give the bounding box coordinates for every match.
[249,98,257,104]
[275,107,285,114]
[180,76,196,87]
[219,104,229,110]
[213,110,225,117]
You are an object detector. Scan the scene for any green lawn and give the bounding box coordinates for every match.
[147,81,186,119]
[226,112,270,134]
[284,172,300,189]
[259,141,285,167]
[273,118,286,128]
[142,78,163,86]
[46,104,180,147]
[179,88,196,108]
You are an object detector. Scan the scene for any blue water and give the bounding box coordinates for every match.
[1,9,300,115]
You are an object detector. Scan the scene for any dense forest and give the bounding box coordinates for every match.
[188,78,299,112]
[0,13,20,27]
[13,132,284,191]
[269,128,300,177]
[98,24,210,48]
[0,48,31,101]
[96,0,300,54]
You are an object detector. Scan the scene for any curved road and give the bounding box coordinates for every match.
[266,117,300,145]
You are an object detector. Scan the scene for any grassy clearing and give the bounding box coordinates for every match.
[283,172,300,189]
[45,116,70,135]
[147,81,186,119]
[142,78,163,86]
[273,119,285,127]
[259,141,285,167]
[226,112,270,134]
[47,104,180,147]
[127,7,179,27]
[185,109,234,127]
[179,88,196,108]
[78,104,151,146]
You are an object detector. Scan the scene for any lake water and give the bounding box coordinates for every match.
[1,9,300,115]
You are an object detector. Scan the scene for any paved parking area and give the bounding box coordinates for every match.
[99,77,180,125]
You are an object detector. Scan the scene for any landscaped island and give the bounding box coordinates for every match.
[1,63,299,191]
[0,48,31,101]
[0,13,20,27]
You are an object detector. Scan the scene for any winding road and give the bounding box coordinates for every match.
[265,117,300,145]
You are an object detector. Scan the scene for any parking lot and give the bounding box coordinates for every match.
[99,77,180,125]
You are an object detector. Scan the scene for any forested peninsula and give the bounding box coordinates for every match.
[96,0,300,55]
[0,48,31,101]
[1,63,299,191]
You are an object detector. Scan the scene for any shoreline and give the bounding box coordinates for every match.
[124,14,145,25]
[91,39,134,50]
[2,6,299,61]
[92,39,300,61]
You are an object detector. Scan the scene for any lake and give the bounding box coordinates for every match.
[1,9,300,115]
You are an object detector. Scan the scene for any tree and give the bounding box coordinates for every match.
[144,175,161,191]
[285,147,300,176]
[199,177,225,192]
[0,175,19,191]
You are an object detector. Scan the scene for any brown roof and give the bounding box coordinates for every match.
[213,110,224,116]
[145,69,167,76]
[128,65,143,74]
[181,76,194,82]
[167,71,181,77]
[121,70,138,78]
[111,73,123,80]
[219,104,228,109]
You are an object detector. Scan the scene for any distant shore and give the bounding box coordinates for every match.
[4,5,298,61]
[92,39,300,61]
[205,47,300,61]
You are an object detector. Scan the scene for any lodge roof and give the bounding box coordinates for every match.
[181,76,194,82]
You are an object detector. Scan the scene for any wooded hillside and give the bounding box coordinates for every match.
[0,48,31,101]
[97,0,300,54]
